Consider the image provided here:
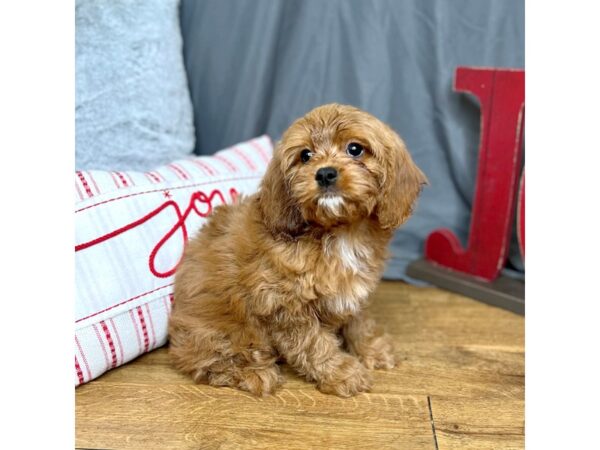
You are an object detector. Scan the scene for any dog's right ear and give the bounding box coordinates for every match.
[375,126,428,230]
[257,148,305,237]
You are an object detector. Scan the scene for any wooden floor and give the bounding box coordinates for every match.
[75,282,524,450]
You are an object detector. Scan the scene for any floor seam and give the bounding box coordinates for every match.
[427,396,439,450]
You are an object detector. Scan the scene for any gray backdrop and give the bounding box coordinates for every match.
[179,0,525,280]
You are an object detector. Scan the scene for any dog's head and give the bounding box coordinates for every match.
[258,104,427,235]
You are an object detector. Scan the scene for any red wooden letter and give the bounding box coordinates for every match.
[425,67,525,281]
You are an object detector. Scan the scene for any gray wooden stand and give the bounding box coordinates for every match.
[406,259,524,315]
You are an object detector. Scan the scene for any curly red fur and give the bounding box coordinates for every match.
[168,104,427,397]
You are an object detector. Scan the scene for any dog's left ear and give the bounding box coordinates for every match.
[376,128,428,230]
[257,146,306,237]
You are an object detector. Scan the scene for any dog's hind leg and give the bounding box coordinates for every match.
[168,317,282,396]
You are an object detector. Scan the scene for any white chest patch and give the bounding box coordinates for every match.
[329,296,360,315]
[336,236,371,274]
[328,282,371,316]
[318,195,344,215]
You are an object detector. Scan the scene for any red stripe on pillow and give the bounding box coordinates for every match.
[109,172,121,189]
[168,163,191,180]
[190,159,217,176]
[75,181,85,201]
[115,171,133,188]
[137,306,150,353]
[118,171,132,187]
[87,171,101,195]
[214,154,238,173]
[129,310,143,354]
[76,171,94,198]
[75,335,92,381]
[144,304,157,350]
[233,146,257,171]
[109,318,125,366]
[100,320,118,369]
[75,356,85,385]
[163,296,171,314]
[93,323,110,371]
[145,171,163,183]
[250,140,271,164]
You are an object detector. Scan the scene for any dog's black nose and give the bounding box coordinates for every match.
[315,167,338,187]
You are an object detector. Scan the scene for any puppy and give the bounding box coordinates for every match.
[168,104,427,397]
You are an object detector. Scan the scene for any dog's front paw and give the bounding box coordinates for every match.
[354,334,396,370]
[238,366,284,397]
[209,365,283,397]
[317,355,372,397]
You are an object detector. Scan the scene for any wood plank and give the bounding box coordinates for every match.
[76,381,433,449]
[76,281,524,449]
[429,396,525,449]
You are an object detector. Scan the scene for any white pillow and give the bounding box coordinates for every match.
[74,136,273,385]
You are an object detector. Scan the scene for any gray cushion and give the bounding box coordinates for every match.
[76,0,195,171]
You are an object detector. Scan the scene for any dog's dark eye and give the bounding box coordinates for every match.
[347,143,364,158]
[300,149,312,163]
